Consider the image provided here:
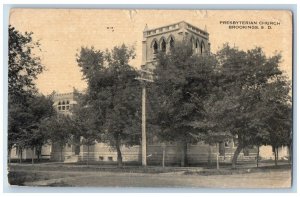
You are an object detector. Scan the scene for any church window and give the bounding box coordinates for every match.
[195,39,200,53]
[201,41,205,54]
[153,41,158,54]
[190,37,195,50]
[170,37,174,48]
[161,39,166,52]
[57,100,71,111]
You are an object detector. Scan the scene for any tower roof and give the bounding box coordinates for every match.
[143,21,209,38]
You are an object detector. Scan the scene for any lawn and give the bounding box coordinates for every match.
[7,161,292,188]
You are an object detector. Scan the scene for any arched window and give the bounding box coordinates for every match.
[161,39,166,52]
[62,101,65,105]
[190,36,195,51]
[195,39,200,53]
[153,41,158,54]
[66,100,69,104]
[201,41,205,54]
[170,37,174,48]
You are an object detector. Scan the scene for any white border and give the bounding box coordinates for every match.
[1,1,299,196]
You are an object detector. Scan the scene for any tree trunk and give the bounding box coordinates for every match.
[87,145,90,166]
[115,136,123,167]
[275,146,278,166]
[274,146,278,166]
[276,146,279,166]
[74,135,81,155]
[288,143,292,164]
[60,146,63,162]
[162,144,166,168]
[256,146,260,168]
[180,141,188,167]
[224,143,226,160]
[231,144,243,169]
[36,145,41,161]
[216,143,219,170]
[207,144,212,168]
[8,147,11,164]
[19,147,23,164]
[31,147,34,165]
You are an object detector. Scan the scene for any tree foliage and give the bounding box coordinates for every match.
[152,40,217,166]
[200,44,292,168]
[8,93,55,162]
[8,26,52,163]
[9,25,43,100]
[76,44,141,166]
[40,113,73,161]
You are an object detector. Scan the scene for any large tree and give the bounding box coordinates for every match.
[8,94,55,163]
[40,113,72,162]
[152,40,217,166]
[69,92,100,166]
[76,45,141,166]
[211,45,291,168]
[22,94,55,164]
[8,25,48,162]
[258,76,292,166]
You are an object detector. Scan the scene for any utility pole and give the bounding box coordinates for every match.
[216,143,219,170]
[136,69,154,167]
[141,84,147,166]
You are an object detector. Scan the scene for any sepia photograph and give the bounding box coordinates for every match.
[6,8,293,188]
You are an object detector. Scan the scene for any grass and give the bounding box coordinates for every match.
[47,181,73,187]
[8,171,48,186]
[184,164,291,176]
[7,161,291,186]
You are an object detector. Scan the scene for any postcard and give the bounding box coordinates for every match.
[7,9,293,188]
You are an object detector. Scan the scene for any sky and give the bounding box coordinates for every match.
[9,9,293,95]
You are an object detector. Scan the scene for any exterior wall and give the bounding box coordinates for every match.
[72,142,285,165]
[9,144,51,160]
[51,142,75,161]
[53,92,78,115]
[79,143,141,162]
[10,147,32,160]
[259,145,289,160]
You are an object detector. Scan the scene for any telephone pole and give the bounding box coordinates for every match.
[136,69,154,166]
